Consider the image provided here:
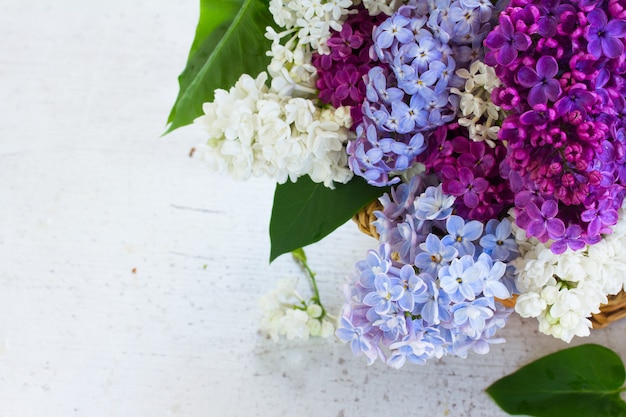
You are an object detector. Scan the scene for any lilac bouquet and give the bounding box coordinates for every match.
[168,0,626,367]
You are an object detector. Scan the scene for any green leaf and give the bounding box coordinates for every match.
[269,176,387,262]
[189,0,243,57]
[486,344,626,417]
[165,0,274,133]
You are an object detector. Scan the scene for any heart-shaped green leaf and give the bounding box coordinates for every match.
[486,344,626,417]
[269,176,387,262]
[165,0,274,133]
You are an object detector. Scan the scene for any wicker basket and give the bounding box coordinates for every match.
[353,199,626,329]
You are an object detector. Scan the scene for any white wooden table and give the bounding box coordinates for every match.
[2,1,626,416]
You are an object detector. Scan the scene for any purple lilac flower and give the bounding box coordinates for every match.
[518,104,556,126]
[395,217,426,264]
[586,9,626,59]
[333,68,363,105]
[312,7,385,127]
[366,66,404,104]
[443,167,489,209]
[550,224,586,254]
[519,199,566,242]
[326,23,364,59]
[457,140,496,177]
[484,14,531,66]
[418,125,514,222]
[488,0,626,252]
[609,0,626,18]
[581,200,620,237]
[517,56,562,106]
[339,236,515,367]
[392,96,430,134]
[448,3,482,36]
[554,87,596,117]
[537,0,576,38]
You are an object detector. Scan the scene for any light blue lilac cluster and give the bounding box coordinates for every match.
[347,0,496,186]
[486,0,626,253]
[336,177,518,367]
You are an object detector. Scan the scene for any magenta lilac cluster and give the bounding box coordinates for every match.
[312,7,385,128]
[336,176,518,367]
[418,123,514,222]
[485,0,626,253]
[346,0,495,186]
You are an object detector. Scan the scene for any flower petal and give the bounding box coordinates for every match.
[527,219,547,237]
[606,18,626,37]
[601,36,624,59]
[542,199,559,218]
[497,44,517,66]
[463,191,480,208]
[517,66,540,87]
[546,218,566,238]
[537,56,559,78]
[444,180,467,195]
[528,85,548,107]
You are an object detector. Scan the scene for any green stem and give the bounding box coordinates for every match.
[291,248,327,319]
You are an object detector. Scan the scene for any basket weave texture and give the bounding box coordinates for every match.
[353,200,626,329]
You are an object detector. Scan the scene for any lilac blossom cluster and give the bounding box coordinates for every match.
[418,123,514,222]
[347,0,496,186]
[312,7,387,127]
[336,178,518,367]
[485,0,626,253]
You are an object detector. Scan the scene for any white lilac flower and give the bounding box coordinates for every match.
[259,277,335,341]
[194,73,269,180]
[259,277,301,340]
[361,0,402,16]
[265,28,318,98]
[450,60,505,147]
[512,202,626,342]
[268,0,352,53]
[280,309,311,340]
[324,0,353,21]
[515,292,546,318]
[269,0,296,27]
[194,73,354,188]
[265,0,356,102]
